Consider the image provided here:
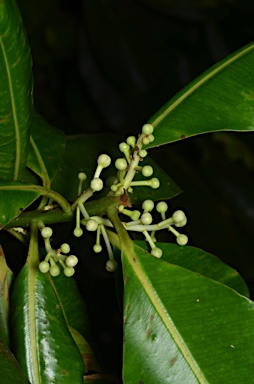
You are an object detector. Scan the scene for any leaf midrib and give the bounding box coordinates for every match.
[151,44,254,128]
[0,36,20,181]
[27,265,40,384]
[123,243,208,383]
[30,136,51,188]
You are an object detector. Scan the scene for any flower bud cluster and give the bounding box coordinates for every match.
[56,124,188,274]
[111,124,160,196]
[123,200,188,258]
[38,225,78,277]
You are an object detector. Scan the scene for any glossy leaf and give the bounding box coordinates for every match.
[135,241,249,297]
[27,112,66,187]
[52,134,181,203]
[49,273,91,341]
[147,42,254,148]
[121,241,254,383]
[0,182,40,228]
[0,339,30,384]
[0,245,14,346]
[11,224,84,383]
[0,0,33,181]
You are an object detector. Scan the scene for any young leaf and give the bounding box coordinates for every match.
[134,241,249,297]
[147,42,254,147]
[0,245,14,347]
[0,339,30,384]
[27,112,66,188]
[122,242,254,383]
[0,0,33,181]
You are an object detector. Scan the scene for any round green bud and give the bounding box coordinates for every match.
[150,178,160,189]
[139,149,148,158]
[90,178,103,192]
[151,247,162,258]
[118,205,124,213]
[127,186,133,193]
[86,219,98,231]
[175,217,187,228]
[148,134,155,143]
[126,136,136,148]
[111,184,118,192]
[114,186,124,196]
[141,212,153,225]
[156,201,168,214]
[64,267,75,277]
[142,137,150,145]
[50,264,61,277]
[119,142,130,153]
[176,234,188,246]
[65,255,78,267]
[78,172,87,181]
[105,259,118,272]
[142,124,154,135]
[61,243,70,254]
[97,154,111,168]
[142,165,153,177]
[130,210,141,221]
[142,199,154,212]
[93,244,102,253]
[115,158,128,171]
[39,261,50,273]
[74,227,83,237]
[172,210,186,224]
[41,227,53,239]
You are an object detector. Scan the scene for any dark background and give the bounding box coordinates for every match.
[12,0,254,376]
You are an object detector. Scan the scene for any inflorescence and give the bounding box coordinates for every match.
[37,123,188,277]
[38,224,79,277]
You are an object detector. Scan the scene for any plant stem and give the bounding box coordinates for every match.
[107,206,133,253]
[121,134,145,190]
[1,185,71,215]
[26,222,40,268]
[5,195,120,229]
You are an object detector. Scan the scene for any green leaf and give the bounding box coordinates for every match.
[122,242,254,383]
[27,112,66,187]
[11,224,84,383]
[0,182,40,228]
[52,134,181,203]
[48,273,91,342]
[147,42,254,147]
[0,245,14,347]
[0,0,33,181]
[135,241,249,297]
[0,339,30,384]
[129,157,181,204]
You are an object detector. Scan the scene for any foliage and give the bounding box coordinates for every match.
[1,1,254,383]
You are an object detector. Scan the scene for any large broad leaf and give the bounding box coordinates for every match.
[0,182,40,228]
[121,241,254,383]
[134,241,249,297]
[0,245,14,347]
[147,42,254,147]
[52,134,181,203]
[27,112,66,188]
[0,339,30,384]
[0,0,33,181]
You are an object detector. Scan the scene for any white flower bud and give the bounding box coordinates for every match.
[90,178,103,192]
[142,124,154,135]
[41,227,53,239]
